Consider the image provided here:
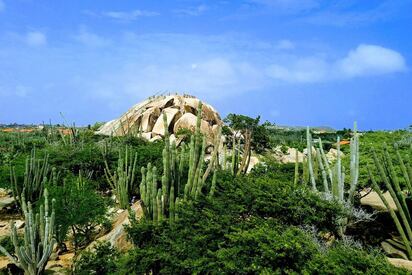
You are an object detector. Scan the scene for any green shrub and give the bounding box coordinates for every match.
[304,243,407,275]
[48,176,109,251]
[72,242,119,275]
[47,143,107,180]
[122,171,346,274]
[215,220,318,273]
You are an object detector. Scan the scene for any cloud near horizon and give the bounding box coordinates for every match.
[84,9,159,21]
[25,31,47,47]
[267,44,406,83]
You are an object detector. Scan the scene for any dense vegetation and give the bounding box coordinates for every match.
[1,118,411,274]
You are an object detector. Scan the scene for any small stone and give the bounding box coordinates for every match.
[0,196,15,211]
[14,220,25,229]
[49,252,59,261]
[0,188,10,197]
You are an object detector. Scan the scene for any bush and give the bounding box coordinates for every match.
[121,172,347,274]
[215,220,319,273]
[304,243,406,275]
[47,143,107,181]
[72,242,119,275]
[48,176,109,250]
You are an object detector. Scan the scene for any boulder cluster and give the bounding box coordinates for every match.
[96,95,223,143]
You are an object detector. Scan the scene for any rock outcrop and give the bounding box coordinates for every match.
[96,95,222,143]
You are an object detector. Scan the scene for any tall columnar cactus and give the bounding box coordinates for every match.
[306,127,317,191]
[10,148,50,208]
[368,146,412,259]
[104,146,138,209]
[139,101,221,223]
[306,122,359,203]
[0,189,56,275]
[231,134,237,176]
[304,123,360,235]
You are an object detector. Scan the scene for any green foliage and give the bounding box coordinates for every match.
[224,113,270,153]
[304,243,406,275]
[72,242,119,275]
[47,142,107,180]
[215,220,319,273]
[48,176,108,251]
[123,171,347,274]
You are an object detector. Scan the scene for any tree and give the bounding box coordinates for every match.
[224,113,270,153]
[49,175,108,252]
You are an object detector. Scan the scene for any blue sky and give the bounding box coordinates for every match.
[0,0,411,130]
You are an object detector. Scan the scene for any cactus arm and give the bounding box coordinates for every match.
[336,136,344,202]
[396,148,412,194]
[306,127,317,191]
[368,166,412,259]
[383,144,411,220]
[348,127,359,205]
[372,149,412,242]
[316,148,329,193]
[294,150,299,186]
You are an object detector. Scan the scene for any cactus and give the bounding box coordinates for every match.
[10,148,50,209]
[139,101,221,223]
[0,189,56,275]
[305,123,360,235]
[306,127,317,191]
[368,146,412,259]
[104,146,137,209]
[169,185,175,223]
[209,170,217,197]
[294,150,299,186]
[306,123,359,202]
[231,134,237,175]
[237,130,252,176]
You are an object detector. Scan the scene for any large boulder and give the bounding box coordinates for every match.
[96,95,222,143]
[173,113,212,139]
[152,107,181,136]
[89,201,142,252]
[360,189,397,211]
[273,146,305,164]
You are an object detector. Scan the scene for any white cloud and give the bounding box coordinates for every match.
[337,44,406,77]
[74,28,110,47]
[15,85,29,97]
[266,44,406,83]
[0,85,30,97]
[0,0,5,12]
[173,5,208,16]
[275,39,295,50]
[25,31,47,47]
[248,0,319,12]
[85,9,159,21]
[270,109,281,118]
[267,56,329,83]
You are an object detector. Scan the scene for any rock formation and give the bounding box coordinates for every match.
[96,94,222,143]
